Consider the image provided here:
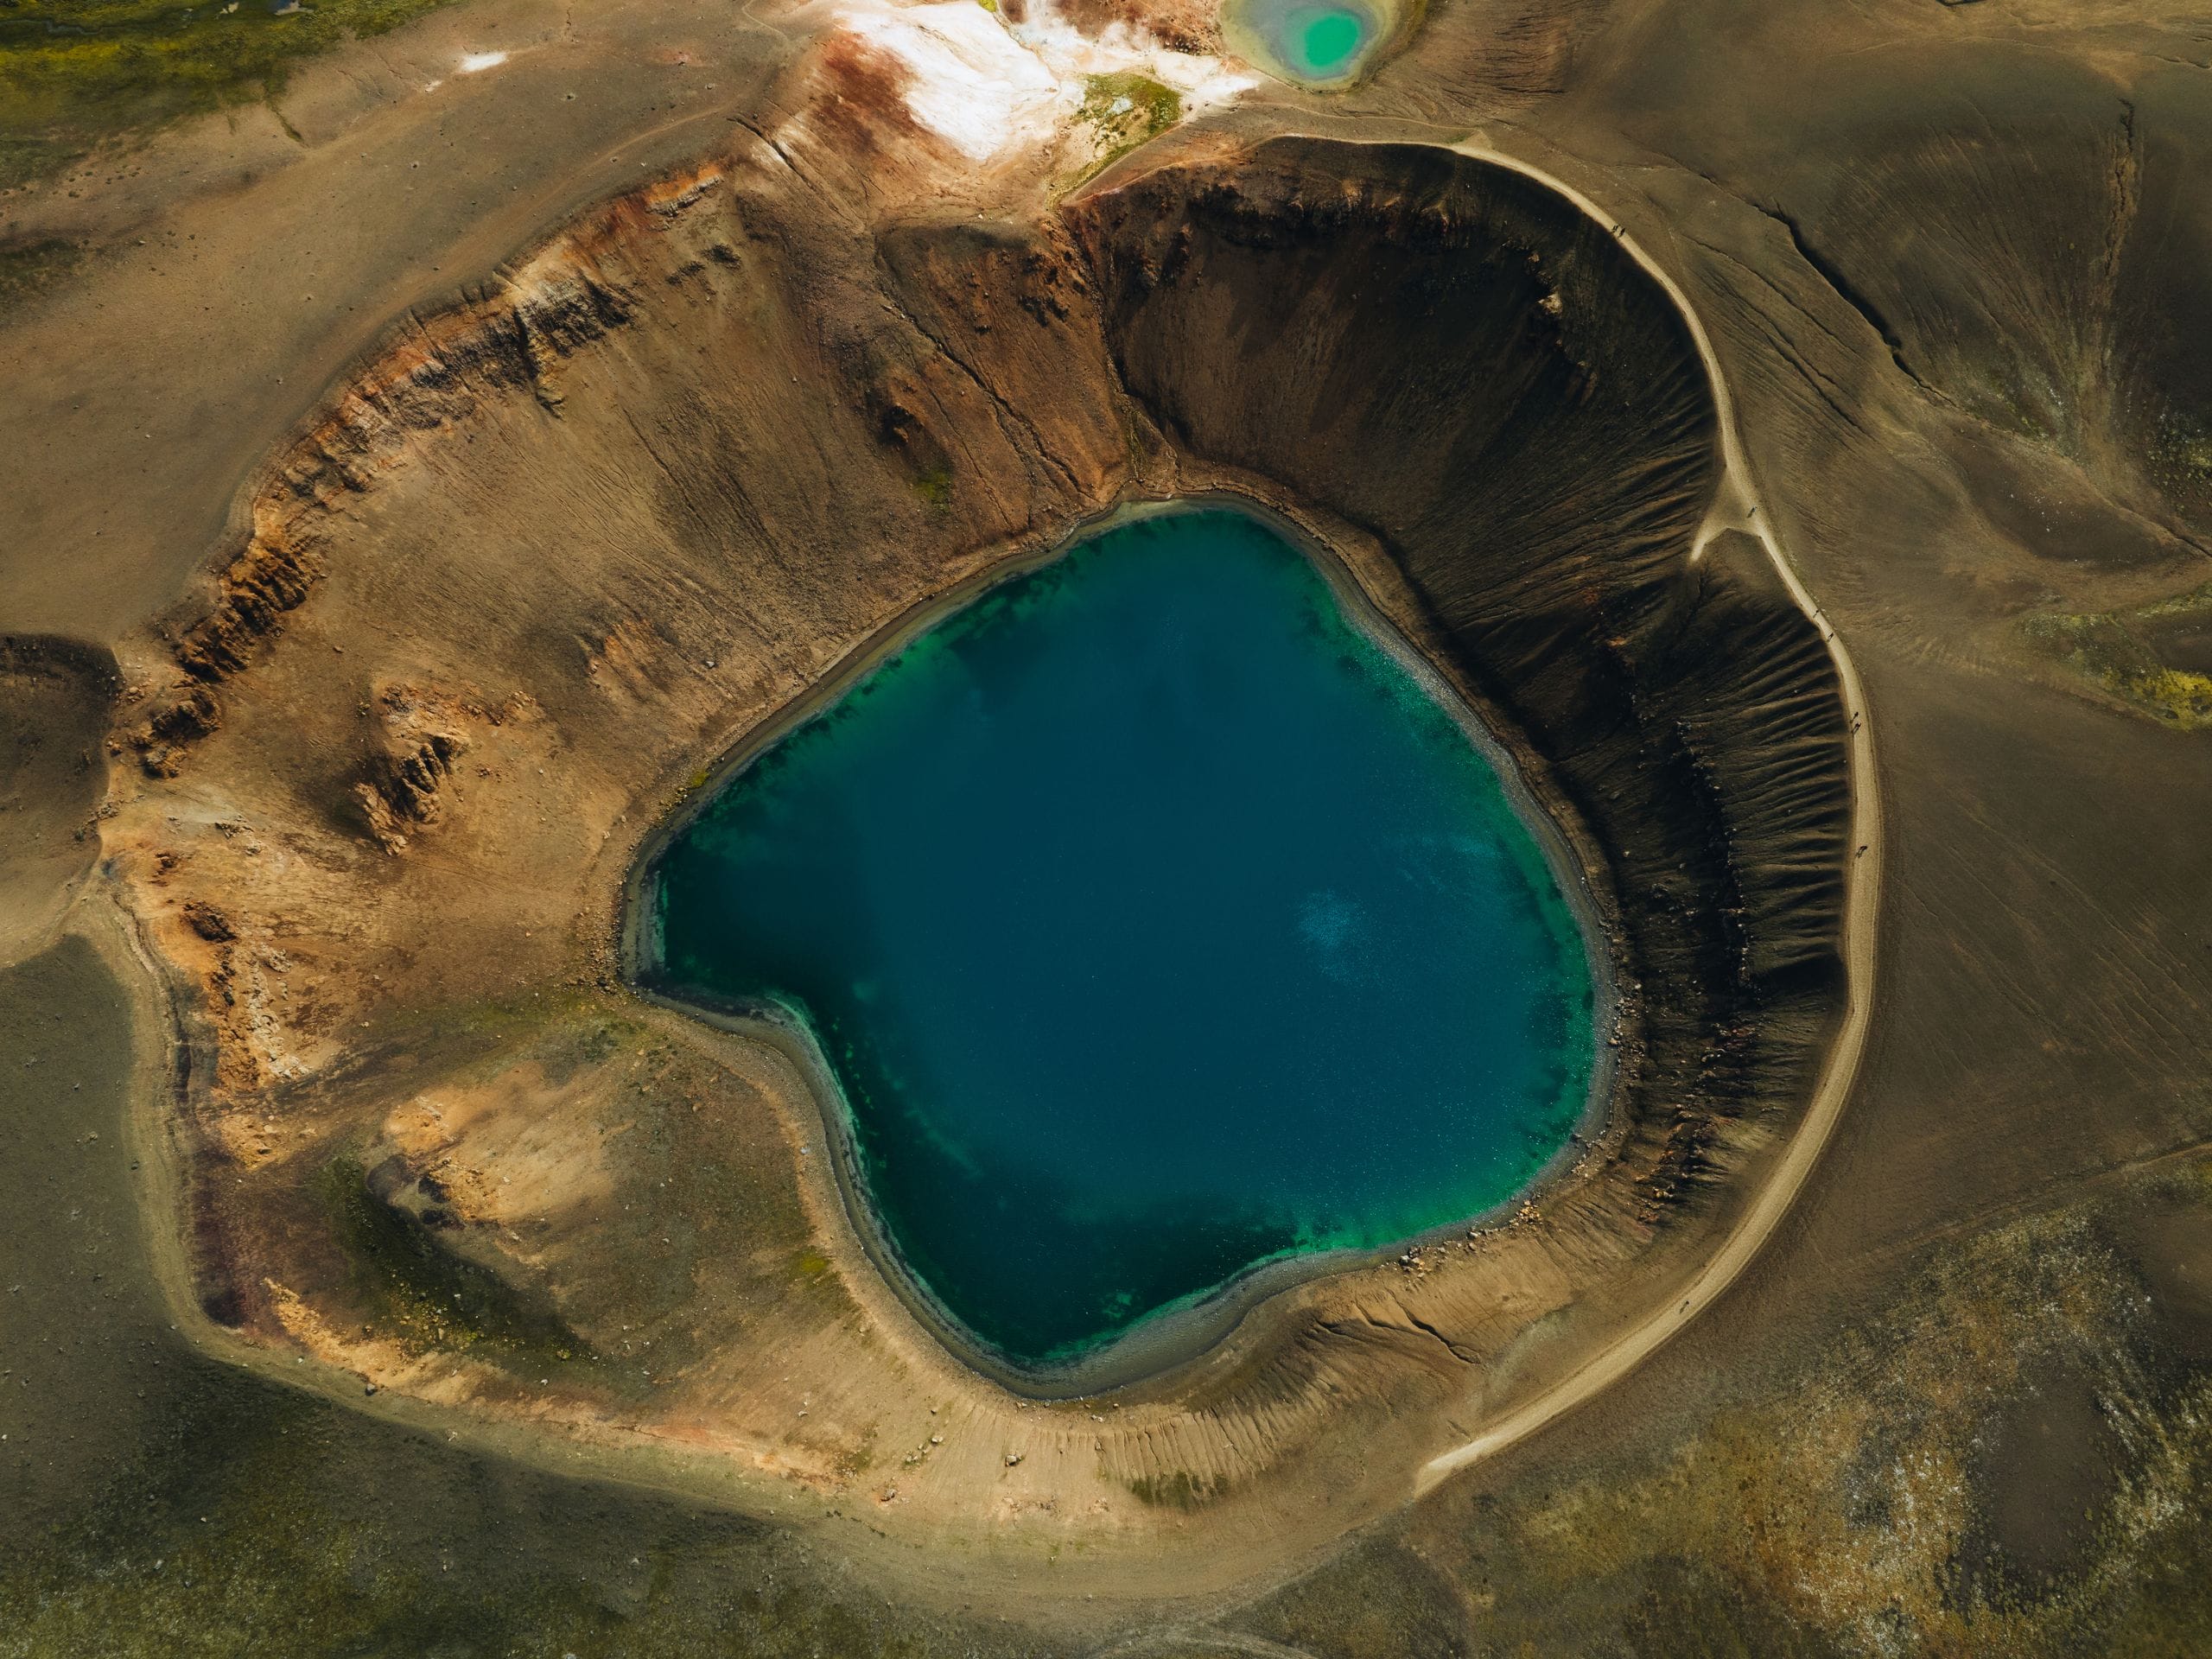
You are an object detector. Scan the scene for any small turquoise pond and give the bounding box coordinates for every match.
[1228,0,1382,85]
[651,507,1596,1372]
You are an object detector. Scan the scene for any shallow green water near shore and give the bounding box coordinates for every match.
[652,507,1595,1369]
[1227,0,1382,85]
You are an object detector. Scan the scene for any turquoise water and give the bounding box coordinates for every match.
[652,508,1595,1370]
[1231,0,1380,84]
[1287,4,1367,75]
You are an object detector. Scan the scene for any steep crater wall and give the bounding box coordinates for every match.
[1069,139,1851,1238]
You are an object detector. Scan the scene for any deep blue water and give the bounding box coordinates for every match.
[652,508,1595,1369]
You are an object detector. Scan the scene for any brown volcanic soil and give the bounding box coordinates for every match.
[4,0,2212,1649]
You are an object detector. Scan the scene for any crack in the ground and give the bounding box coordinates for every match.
[1749,200,1926,388]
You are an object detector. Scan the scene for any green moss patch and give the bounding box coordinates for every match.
[911,463,952,511]
[0,234,83,314]
[2025,579,2212,730]
[318,1153,589,1371]
[1072,72,1181,185]
[0,0,460,187]
[1127,1469,1228,1510]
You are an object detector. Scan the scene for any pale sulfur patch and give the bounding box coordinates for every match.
[1009,0,1259,111]
[828,0,1257,166]
[842,5,1063,161]
[459,50,511,73]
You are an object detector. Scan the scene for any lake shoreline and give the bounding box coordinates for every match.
[622,491,1621,1401]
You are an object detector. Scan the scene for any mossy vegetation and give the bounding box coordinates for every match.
[318,1153,588,1370]
[1126,1469,1228,1510]
[2025,581,2212,729]
[0,0,457,187]
[0,233,81,313]
[911,463,953,510]
[573,1018,626,1067]
[1260,1173,2212,1656]
[1080,71,1180,133]
[2151,410,2212,511]
[1071,72,1180,185]
[382,985,571,1045]
[1218,1171,2212,1655]
[0,1371,1015,1658]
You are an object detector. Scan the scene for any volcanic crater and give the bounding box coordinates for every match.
[96,116,1856,1575]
